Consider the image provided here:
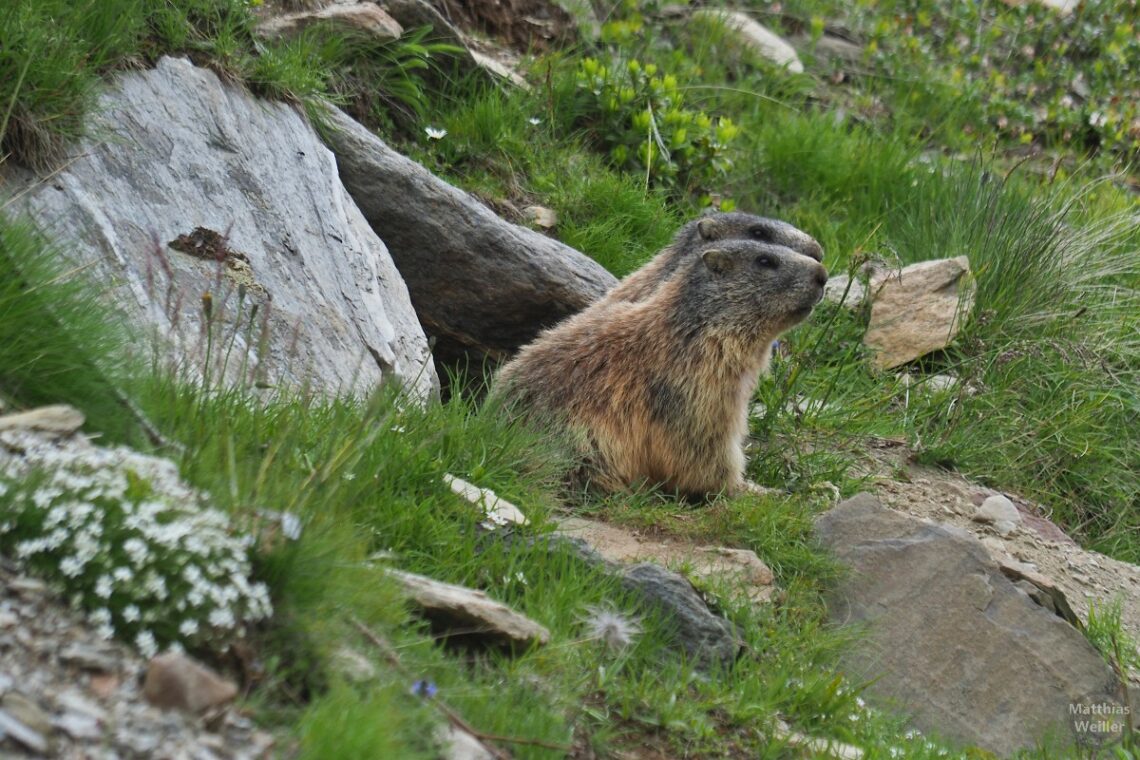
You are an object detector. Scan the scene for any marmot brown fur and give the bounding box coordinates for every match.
[601,212,824,307]
[492,237,828,498]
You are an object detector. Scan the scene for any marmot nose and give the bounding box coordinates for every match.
[814,264,828,288]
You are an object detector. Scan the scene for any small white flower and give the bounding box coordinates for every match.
[179,619,199,637]
[208,607,235,630]
[424,126,447,140]
[123,605,140,623]
[60,556,84,577]
[95,575,113,599]
[135,629,158,658]
[528,117,542,126]
[1089,111,1108,128]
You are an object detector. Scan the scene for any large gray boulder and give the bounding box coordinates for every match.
[816,494,1125,756]
[321,108,617,376]
[5,57,437,400]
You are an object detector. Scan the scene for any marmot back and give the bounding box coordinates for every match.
[602,212,824,306]
[493,238,828,498]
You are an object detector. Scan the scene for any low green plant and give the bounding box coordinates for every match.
[573,54,741,204]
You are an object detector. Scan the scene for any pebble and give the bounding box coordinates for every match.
[0,707,49,754]
[973,495,1021,536]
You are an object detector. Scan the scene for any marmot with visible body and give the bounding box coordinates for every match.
[492,236,828,499]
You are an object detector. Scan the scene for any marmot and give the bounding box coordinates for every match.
[492,238,828,498]
[601,212,824,307]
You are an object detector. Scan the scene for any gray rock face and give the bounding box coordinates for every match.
[6,56,437,400]
[321,107,616,374]
[816,494,1125,756]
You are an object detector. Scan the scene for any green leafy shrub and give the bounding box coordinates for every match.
[0,433,272,656]
[573,54,740,204]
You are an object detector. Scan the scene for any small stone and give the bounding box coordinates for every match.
[822,274,866,308]
[249,730,277,756]
[8,577,48,597]
[60,643,118,673]
[0,405,85,435]
[55,690,107,722]
[0,610,16,629]
[522,205,558,229]
[331,646,377,683]
[0,707,49,754]
[924,374,958,393]
[973,495,1021,529]
[443,474,528,529]
[2,693,52,736]
[436,723,495,760]
[54,711,103,740]
[143,652,238,714]
[0,674,12,695]
[89,673,121,700]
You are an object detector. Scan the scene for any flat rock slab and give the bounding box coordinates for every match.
[557,517,775,603]
[255,4,403,41]
[388,569,550,651]
[864,256,973,369]
[0,406,84,435]
[816,493,1125,756]
[6,56,437,400]
[321,107,616,374]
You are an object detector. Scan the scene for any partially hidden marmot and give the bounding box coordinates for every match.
[492,238,828,499]
[600,212,824,307]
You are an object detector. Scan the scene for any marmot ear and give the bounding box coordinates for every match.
[701,248,734,274]
[697,218,718,240]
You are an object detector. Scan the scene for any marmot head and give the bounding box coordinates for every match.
[691,212,824,263]
[682,239,829,337]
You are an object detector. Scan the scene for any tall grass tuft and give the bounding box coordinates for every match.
[0,213,138,441]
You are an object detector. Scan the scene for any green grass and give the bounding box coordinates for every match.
[0,213,142,441]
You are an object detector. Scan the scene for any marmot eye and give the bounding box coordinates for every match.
[749,226,772,241]
[754,254,778,269]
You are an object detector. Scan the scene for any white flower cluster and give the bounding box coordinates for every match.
[0,430,272,657]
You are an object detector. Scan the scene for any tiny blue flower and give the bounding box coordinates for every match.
[410,679,438,698]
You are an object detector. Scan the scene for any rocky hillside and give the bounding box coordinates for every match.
[0,0,1137,758]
